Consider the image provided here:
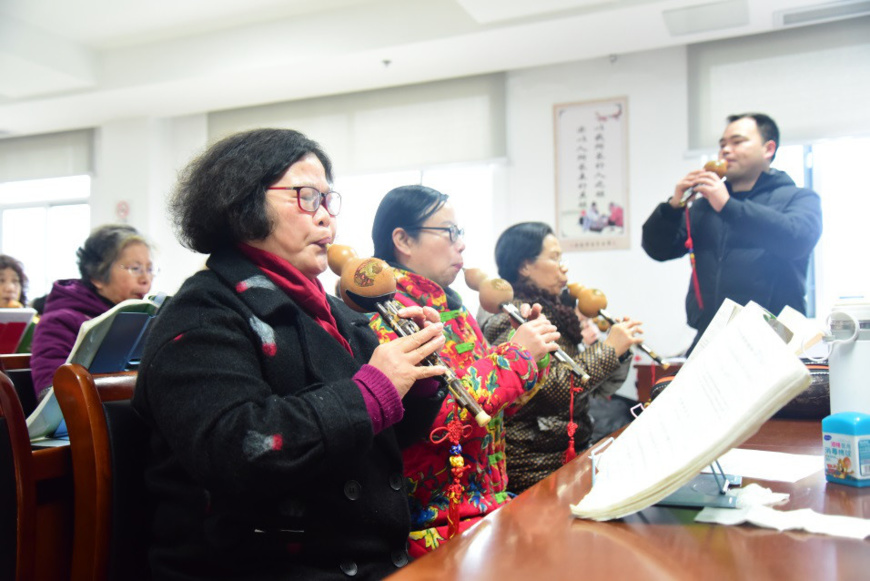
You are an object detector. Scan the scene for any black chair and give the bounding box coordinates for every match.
[5,370,36,417]
[0,354,36,417]
[0,371,36,580]
[53,363,150,581]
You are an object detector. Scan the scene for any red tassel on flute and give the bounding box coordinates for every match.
[430,402,471,540]
[563,376,582,464]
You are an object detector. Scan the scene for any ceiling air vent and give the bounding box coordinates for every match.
[774,0,870,27]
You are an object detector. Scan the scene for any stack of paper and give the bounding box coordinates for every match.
[571,301,812,521]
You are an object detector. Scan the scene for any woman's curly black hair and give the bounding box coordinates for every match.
[170,128,333,254]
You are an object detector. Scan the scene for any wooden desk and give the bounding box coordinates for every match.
[389,420,870,580]
[32,445,73,580]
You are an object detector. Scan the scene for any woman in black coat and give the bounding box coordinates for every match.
[132,129,448,580]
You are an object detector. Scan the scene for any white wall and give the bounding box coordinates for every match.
[91,115,210,295]
[504,46,699,391]
[688,15,870,149]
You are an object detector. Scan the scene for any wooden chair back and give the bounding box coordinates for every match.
[0,371,36,580]
[53,363,150,581]
[0,354,31,371]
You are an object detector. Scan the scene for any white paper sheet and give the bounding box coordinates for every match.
[696,504,870,540]
[703,449,823,483]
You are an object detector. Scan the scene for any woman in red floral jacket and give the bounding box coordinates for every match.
[368,185,559,556]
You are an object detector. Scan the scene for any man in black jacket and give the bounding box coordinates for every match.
[642,113,822,352]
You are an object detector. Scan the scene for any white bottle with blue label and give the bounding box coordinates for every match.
[822,412,870,487]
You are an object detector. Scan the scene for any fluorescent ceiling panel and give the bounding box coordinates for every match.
[456,0,617,24]
[663,0,749,36]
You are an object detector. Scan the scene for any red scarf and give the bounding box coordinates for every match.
[238,244,353,355]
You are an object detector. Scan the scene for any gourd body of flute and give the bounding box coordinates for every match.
[680,159,728,207]
[463,268,591,384]
[328,245,491,426]
[569,284,669,369]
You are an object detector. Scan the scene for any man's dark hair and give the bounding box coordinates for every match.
[494,222,554,283]
[371,185,448,263]
[727,112,780,161]
[170,128,333,254]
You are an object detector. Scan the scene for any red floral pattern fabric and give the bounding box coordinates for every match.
[368,268,544,555]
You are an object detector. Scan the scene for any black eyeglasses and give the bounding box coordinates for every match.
[406,225,465,243]
[267,186,342,216]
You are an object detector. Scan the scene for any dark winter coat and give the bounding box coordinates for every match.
[482,298,623,493]
[132,248,443,581]
[30,278,112,395]
[641,169,822,339]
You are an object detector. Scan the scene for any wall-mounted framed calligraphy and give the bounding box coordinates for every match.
[554,96,629,251]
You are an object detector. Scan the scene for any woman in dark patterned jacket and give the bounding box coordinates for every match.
[132,129,449,581]
[482,222,643,493]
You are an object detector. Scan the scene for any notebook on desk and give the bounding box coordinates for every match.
[0,308,37,354]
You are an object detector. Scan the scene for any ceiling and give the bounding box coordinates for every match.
[0,0,866,136]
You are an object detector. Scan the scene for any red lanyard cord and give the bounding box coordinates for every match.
[684,204,704,310]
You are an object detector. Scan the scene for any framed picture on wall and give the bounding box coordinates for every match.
[554,96,629,251]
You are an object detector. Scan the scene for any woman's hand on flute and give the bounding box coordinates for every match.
[394,305,441,329]
[603,317,644,357]
[507,302,547,325]
[574,307,601,345]
[510,303,560,361]
[368,322,447,398]
[517,302,542,321]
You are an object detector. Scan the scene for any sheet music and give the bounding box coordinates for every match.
[684,298,741,365]
[573,303,811,520]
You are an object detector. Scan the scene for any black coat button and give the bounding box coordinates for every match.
[391,549,409,567]
[340,561,358,576]
[389,473,403,491]
[344,480,361,500]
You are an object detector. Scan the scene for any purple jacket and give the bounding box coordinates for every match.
[30,279,112,395]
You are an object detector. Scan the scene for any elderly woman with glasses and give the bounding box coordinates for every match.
[481,222,643,493]
[367,185,560,556]
[132,129,448,581]
[30,223,155,398]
